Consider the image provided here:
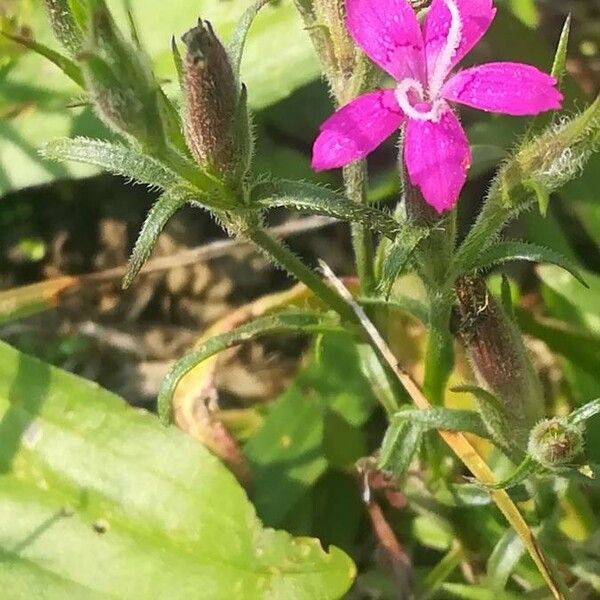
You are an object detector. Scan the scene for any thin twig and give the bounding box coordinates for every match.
[81,215,336,284]
[319,260,565,600]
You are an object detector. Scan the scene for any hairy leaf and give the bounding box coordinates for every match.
[378,420,423,482]
[457,240,587,287]
[228,0,271,78]
[123,186,194,288]
[251,179,408,238]
[569,398,600,426]
[377,229,431,297]
[42,137,181,189]
[392,408,490,439]
[158,311,341,423]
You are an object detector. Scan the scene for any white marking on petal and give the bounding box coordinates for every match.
[395,79,446,122]
[429,0,463,98]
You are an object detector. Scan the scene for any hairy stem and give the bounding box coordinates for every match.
[344,161,376,295]
[246,226,355,322]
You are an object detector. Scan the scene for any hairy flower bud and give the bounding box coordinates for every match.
[181,20,239,180]
[528,418,584,468]
[80,0,164,150]
[498,95,600,211]
[44,0,85,55]
[456,276,544,449]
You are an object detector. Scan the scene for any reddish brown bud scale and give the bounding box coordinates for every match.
[456,276,544,448]
[182,20,238,179]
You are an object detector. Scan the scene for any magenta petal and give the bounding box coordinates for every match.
[442,62,563,115]
[425,0,496,86]
[312,90,404,171]
[346,0,425,83]
[404,108,471,213]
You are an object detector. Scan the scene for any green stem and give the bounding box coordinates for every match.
[343,161,376,295]
[423,299,454,406]
[247,226,356,322]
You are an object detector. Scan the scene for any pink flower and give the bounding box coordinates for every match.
[311,0,563,213]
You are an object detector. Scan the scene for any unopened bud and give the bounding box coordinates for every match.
[182,20,239,180]
[80,1,164,150]
[44,0,84,55]
[499,95,600,207]
[456,276,544,449]
[528,418,584,468]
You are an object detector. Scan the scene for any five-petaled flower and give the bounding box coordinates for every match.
[311,0,563,213]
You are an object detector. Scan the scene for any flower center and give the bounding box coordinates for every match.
[395,79,445,122]
[428,0,463,97]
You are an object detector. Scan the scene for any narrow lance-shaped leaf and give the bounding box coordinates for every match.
[525,14,572,145]
[42,137,181,189]
[377,228,432,297]
[378,420,423,483]
[251,179,411,238]
[171,36,185,90]
[44,0,85,54]
[569,398,600,426]
[158,311,342,423]
[228,0,272,79]
[456,240,587,287]
[451,385,522,461]
[123,186,193,289]
[392,408,491,439]
[487,530,526,591]
[0,30,83,86]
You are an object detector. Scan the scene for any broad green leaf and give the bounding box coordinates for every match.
[159,311,342,423]
[0,340,355,599]
[251,179,410,238]
[457,240,587,287]
[42,137,182,189]
[245,334,377,526]
[538,265,600,335]
[123,186,193,288]
[487,529,526,590]
[0,0,319,194]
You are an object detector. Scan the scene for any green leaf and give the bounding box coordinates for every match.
[123,186,193,288]
[0,30,83,86]
[245,333,377,526]
[441,583,523,600]
[378,420,423,483]
[251,179,410,238]
[227,0,271,79]
[391,408,490,439]
[377,228,431,298]
[487,529,526,590]
[457,240,587,287]
[525,14,572,142]
[41,137,182,189]
[451,385,520,460]
[158,311,342,423]
[0,340,355,599]
[569,398,600,426]
[538,264,600,334]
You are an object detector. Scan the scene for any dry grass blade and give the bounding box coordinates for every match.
[319,261,566,600]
